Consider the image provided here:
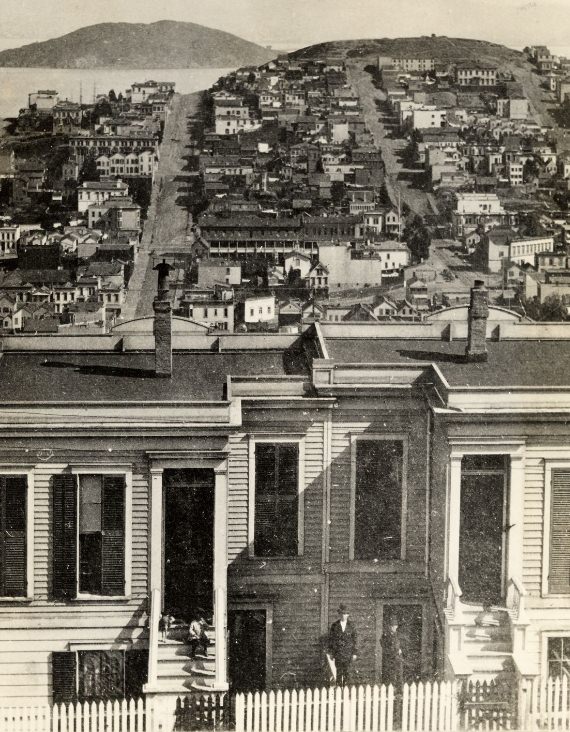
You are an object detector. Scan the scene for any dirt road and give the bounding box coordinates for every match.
[347,63,434,218]
[121,92,202,320]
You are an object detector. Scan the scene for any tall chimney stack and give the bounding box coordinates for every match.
[153,259,174,378]
[465,280,489,363]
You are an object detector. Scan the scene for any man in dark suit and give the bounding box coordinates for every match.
[328,604,357,686]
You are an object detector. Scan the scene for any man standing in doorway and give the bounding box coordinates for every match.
[328,604,357,686]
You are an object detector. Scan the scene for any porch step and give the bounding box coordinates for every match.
[467,653,515,677]
[157,658,215,677]
[154,629,217,694]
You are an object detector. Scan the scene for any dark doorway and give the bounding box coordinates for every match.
[228,609,267,692]
[381,604,423,684]
[459,456,507,605]
[163,469,214,621]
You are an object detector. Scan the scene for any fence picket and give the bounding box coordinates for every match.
[387,685,394,732]
[291,689,298,732]
[363,685,372,732]
[349,685,358,732]
[324,687,333,732]
[283,690,291,732]
[311,688,320,732]
[297,689,311,732]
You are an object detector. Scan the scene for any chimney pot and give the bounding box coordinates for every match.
[153,258,174,378]
[465,281,489,362]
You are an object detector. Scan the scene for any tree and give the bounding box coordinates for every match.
[522,295,568,321]
[523,158,540,183]
[331,181,346,206]
[108,89,118,103]
[78,153,100,184]
[404,215,431,261]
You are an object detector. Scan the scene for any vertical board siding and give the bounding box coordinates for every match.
[329,413,428,566]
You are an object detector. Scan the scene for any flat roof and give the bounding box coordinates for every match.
[0,350,308,403]
[325,338,570,388]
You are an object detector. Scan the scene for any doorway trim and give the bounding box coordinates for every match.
[446,439,525,606]
[228,601,274,689]
[374,599,430,683]
[148,449,229,690]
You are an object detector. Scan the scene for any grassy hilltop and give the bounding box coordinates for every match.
[0,20,276,69]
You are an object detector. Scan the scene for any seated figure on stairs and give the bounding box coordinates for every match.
[188,609,210,658]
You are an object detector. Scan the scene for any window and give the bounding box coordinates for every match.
[253,442,300,557]
[548,638,570,678]
[53,473,128,599]
[352,439,405,561]
[0,475,27,597]
[549,470,570,593]
[52,649,148,703]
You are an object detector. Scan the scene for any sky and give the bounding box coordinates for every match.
[0,0,569,53]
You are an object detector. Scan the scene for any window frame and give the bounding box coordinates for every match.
[541,632,570,680]
[248,435,305,559]
[0,467,34,601]
[543,461,570,597]
[349,434,408,562]
[71,466,132,600]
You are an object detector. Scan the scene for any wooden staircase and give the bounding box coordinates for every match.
[460,606,515,681]
[151,623,218,694]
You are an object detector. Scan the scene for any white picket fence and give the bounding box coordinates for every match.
[520,675,570,730]
[235,681,460,732]
[0,698,147,732]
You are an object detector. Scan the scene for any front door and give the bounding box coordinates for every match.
[228,609,267,691]
[458,455,507,605]
[163,469,214,621]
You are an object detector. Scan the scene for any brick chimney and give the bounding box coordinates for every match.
[153,259,174,378]
[465,280,489,363]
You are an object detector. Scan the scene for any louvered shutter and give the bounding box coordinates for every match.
[52,475,77,600]
[52,651,77,704]
[0,476,27,597]
[125,649,148,698]
[550,470,570,593]
[101,476,125,596]
[254,443,298,556]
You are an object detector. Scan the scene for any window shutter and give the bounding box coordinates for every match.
[550,470,570,593]
[254,443,298,557]
[0,476,27,597]
[102,476,125,596]
[52,475,77,600]
[125,649,148,698]
[52,651,77,704]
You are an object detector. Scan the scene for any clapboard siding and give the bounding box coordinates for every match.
[524,453,545,596]
[227,420,326,564]
[131,464,149,599]
[228,433,250,561]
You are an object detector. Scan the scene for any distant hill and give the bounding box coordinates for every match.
[0,20,276,69]
[291,35,524,67]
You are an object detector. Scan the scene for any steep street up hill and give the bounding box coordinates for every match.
[291,35,524,68]
[0,20,276,69]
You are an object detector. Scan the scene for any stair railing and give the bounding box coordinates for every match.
[445,575,463,623]
[506,575,527,622]
[506,576,532,678]
[147,587,161,689]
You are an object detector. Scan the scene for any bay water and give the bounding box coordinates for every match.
[0,66,233,121]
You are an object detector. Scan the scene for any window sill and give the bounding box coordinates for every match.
[248,554,304,562]
[0,596,33,604]
[325,560,424,574]
[73,594,131,603]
